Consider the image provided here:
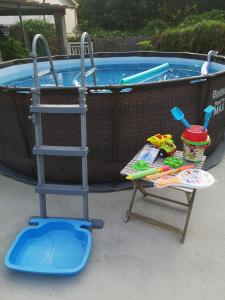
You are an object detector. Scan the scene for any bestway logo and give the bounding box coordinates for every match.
[212,88,225,115]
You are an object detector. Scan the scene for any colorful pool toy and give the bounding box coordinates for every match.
[132,160,150,171]
[127,165,170,180]
[147,134,176,158]
[171,105,215,162]
[181,125,210,162]
[164,157,184,168]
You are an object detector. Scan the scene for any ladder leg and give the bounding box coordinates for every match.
[81,113,89,220]
[83,192,89,220]
[39,194,47,217]
[36,145,47,218]
[31,88,47,218]
[80,90,89,220]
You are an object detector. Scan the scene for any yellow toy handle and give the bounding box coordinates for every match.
[155,175,180,188]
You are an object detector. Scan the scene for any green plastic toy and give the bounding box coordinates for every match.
[164,156,184,168]
[132,160,150,171]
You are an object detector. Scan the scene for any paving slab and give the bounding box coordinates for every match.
[0,156,224,300]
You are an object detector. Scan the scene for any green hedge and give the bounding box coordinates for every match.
[9,19,60,56]
[154,20,225,53]
[0,38,26,61]
[178,9,225,28]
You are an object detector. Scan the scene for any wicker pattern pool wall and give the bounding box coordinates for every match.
[0,52,224,184]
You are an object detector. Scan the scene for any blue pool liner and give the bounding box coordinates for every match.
[120,63,170,85]
[1,57,225,87]
[5,218,92,276]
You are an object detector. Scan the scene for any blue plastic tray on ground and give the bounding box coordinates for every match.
[5,218,92,276]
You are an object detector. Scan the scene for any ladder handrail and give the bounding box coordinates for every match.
[80,32,96,88]
[78,32,96,220]
[30,34,59,88]
[207,50,218,63]
[201,50,219,76]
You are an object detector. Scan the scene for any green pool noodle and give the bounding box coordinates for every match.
[126,166,169,180]
[120,63,170,85]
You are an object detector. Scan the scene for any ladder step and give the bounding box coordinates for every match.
[36,184,89,195]
[33,146,88,156]
[30,104,87,114]
[85,67,96,78]
[37,69,51,77]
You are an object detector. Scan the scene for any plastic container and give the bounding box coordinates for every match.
[181,125,210,162]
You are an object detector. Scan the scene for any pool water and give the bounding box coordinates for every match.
[4,64,201,87]
[1,56,225,88]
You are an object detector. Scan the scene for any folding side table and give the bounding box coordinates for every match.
[120,144,206,243]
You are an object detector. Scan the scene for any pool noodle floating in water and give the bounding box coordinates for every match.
[120,63,170,85]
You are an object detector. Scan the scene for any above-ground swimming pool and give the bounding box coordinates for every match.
[1,55,225,88]
[0,52,225,183]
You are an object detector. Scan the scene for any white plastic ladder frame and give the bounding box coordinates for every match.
[30,32,103,229]
[30,34,59,87]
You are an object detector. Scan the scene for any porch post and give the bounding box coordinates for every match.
[17,4,29,53]
[54,12,69,55]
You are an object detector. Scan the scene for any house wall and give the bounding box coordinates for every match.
[0,15,47,25]
[39,0,78,35]
[0,0,78,36]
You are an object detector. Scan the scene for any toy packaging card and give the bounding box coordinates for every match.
[137,147,159,164]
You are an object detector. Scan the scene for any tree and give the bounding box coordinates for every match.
[78,0,225,31]
[78,0,157,30]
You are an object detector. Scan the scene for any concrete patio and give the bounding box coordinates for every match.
[0,156,224,300]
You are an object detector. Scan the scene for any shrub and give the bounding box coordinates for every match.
[154,20,225,54]
[179,9,225,28]
[142,19,168,35]
[137,40,154,51]
[83,28,143,39]
[9,19,60,55]
[0,38,26,61]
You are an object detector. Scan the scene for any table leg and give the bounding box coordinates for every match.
[124,183,138,223]
[180,189,196,243]
[136,181,148,197]
[124,181,197,243]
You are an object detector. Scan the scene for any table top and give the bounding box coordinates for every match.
[120,144,206,192]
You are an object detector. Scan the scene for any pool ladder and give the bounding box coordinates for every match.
[30,33,103,229]
[201,50,218,76]
[30,34,59,87]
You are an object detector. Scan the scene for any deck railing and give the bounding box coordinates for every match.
[68,42,94,55]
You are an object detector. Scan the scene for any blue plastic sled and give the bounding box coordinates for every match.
[5,218,92,276]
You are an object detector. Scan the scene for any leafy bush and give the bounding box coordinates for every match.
[137,40,154,51]
[10,19,56,40]
[24,19,56,38]
[82,27,146,39]
[0,38,26,61]
[142,19,168,35]
[154,20,225,54]
[9,19,60,55]
[179,9,225,28]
